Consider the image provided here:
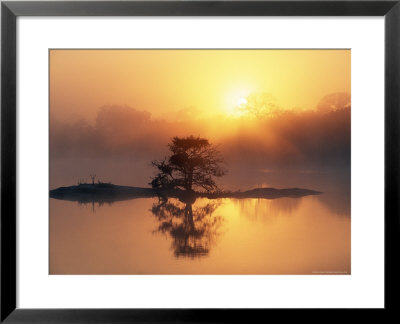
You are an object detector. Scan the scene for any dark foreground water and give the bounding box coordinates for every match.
[50,191,350,274]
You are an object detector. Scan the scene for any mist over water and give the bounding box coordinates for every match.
[50,104,350,191]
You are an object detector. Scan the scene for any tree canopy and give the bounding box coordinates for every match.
[150,136,226,192]
[239,92,281,119]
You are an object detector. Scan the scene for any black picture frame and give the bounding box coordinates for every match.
[1,0,399,322]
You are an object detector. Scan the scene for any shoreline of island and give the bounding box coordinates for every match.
[49,183,322,204]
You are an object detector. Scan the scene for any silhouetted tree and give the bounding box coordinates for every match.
[239,92,281,119]
[317,92,351,113]
[150,136,226,193]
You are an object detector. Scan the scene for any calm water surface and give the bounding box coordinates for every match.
[50,193,350,274]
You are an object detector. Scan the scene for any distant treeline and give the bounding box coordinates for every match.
[50,104,350,169]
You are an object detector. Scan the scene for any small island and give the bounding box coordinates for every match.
[50,136,322,204]
[50,182,321,204]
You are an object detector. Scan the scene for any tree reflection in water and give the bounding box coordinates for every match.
[151,196,223,258]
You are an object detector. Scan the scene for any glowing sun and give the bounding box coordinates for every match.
[224,89,251,117]
[226,96,249,117]
[237,97,248,107]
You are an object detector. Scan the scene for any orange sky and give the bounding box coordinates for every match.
[50,49,350,122]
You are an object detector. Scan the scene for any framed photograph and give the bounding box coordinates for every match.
[1,0,399,322]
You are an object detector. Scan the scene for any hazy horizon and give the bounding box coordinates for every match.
[50,100,350,191]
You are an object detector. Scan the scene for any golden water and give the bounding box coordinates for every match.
[50,195,350,274]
